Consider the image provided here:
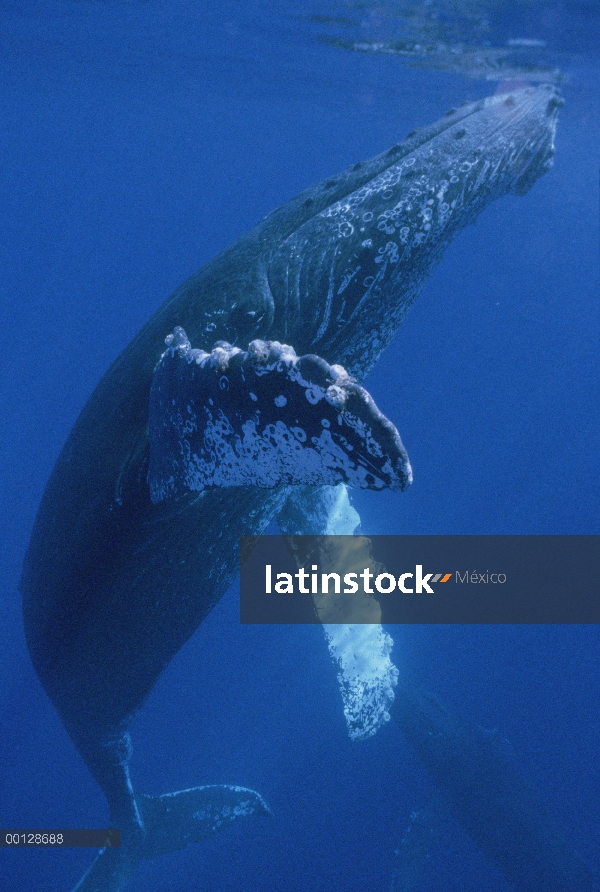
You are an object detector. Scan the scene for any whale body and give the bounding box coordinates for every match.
[392,686,597,892]
[20,85,561,890]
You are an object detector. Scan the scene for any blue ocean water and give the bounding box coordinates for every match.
[0,2,598,890]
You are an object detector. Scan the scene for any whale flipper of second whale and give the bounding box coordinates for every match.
[148,328,412,498]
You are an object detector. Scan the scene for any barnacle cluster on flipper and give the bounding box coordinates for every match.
[148,327,412,501]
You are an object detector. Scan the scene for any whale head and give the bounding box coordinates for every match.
[148,85,562,386]
[263,84,563,378]
[485,82,563,194]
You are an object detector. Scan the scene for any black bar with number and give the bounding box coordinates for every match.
[0,829,120,847]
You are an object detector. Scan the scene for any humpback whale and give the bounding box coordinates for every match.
[20,85,562,891]
[392,686,597,892]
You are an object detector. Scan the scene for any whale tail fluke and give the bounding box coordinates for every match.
[71,784,271,892]
[137,784,272,858]
[70,846,138,892]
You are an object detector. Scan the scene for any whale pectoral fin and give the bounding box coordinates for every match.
[71,785,270,892]
[148,328,412,500]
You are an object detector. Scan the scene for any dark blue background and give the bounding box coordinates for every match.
[0,2,598,890]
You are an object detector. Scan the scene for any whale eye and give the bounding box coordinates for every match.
[546,96,563,116]
[228,303,266,339]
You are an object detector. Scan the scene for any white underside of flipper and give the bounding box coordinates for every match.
[323,621,399,740]
[277,483,399,740]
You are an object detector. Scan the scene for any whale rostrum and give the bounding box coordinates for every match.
[149,327,412,498]
[19,85,563,891]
